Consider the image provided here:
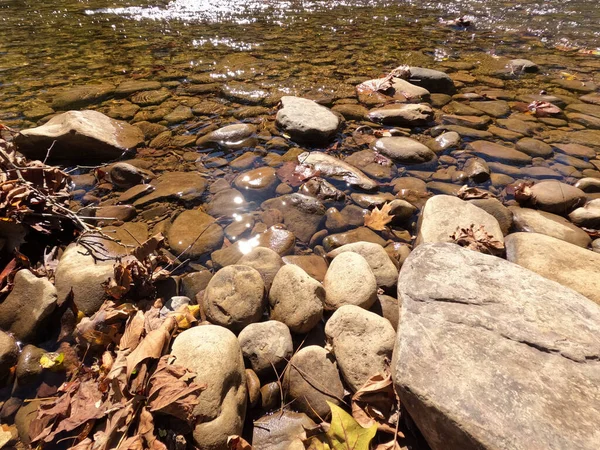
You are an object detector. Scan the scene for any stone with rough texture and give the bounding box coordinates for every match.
[325,305,395,392]
[326,242,398,288]
[171,325,246,450]
[506,232,600,304]
[0,331,19,383]
[509,59,539,73]
[416,195,503,246]
[299,151,378,191]
[167,210,224,258]
[276,96,341,145]
[238,321,293,377]
[203,265,265,332]
[372,137,435,164]
[238,247,284,289]
[253,411,316,450]
[323,252,377,310]
[284,346,345,420]
[0,270,57,342]
[394,243,600,450]
[269,265,324,334]
[468,198,513,235]
[510,206,591,247]
[15,110,144,162]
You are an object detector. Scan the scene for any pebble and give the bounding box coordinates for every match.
[323,252,377,310]
[238,320,293,377]
[372,136,436,164]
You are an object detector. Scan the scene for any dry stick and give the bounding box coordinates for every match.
[42,140,57,165]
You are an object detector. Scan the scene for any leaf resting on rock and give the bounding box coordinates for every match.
[364,202,394,231]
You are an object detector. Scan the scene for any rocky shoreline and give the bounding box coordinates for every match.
[0,57,600,450]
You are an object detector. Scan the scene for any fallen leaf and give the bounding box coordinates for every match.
[450,224,505,256]
[457,185,494,200]
[132,233,165,261]
[351,373,403,435]
[227,435,253,450]
[326,401,377,450]
[375,440,403,450]
[126,316,176,381]
[39,352,64,370]
[364,203,394,231]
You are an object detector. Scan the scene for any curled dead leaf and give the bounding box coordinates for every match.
[450,224,505,256]
[364,203,394,231]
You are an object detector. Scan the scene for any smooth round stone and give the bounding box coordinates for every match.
[323,252,377,310]
[275,96,341,145]
[372,137,435,164]
[516,138,553,158]
[527,181,586,215]
[350,192,395,208]
[427,131,461,153]
[575,177,600,193]
[441,114,491,130]
[443,101,484,116]
[508,59,539,73]
[391,176,428,194]
[554,154,595,170]
[234,167,278,195]
[167,210,224,258]
[568,199,600,228]
[197,123,257,150]
[344,150,396,180]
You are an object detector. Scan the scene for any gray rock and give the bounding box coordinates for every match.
[326,242,398,289]
[238,247,284,290]
[506,232,600,305]
[276,96,341,145]
[526,180,586,215]
[0,269,56,342]
[510,206,591,247]
[408,67,456,94]
[509,58,539,73]
[372,137,436,164]
[171,325,247,450]
[323,252,377,310]
[325,305,395,392]
[261,194,326,243]
[416,195,504,247]
[0,331,18,384]
[15,110,144,162]
[269,264,324,334]
[569,199,600,228]
[253,411,316,450]
[238,320,293,377]
[298,151,378,191]
[167,210,224,259]
[283,346,345,420]
[203,265,265,332]
[368,103,434,126]
[394,243,600,450]
[159,296,190,318]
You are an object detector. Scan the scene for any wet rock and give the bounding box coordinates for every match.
[253,411,316,450]
[234,167,278,197]
[171,325,246,450]
[203,265,265,332]
[508,58,539,73]
[408,67,456,94]
[15,344,44,385]
[466,140,532,165]
[372,137,436,164]
[487,125,523,141]
[368,103,433,126]
[427,131,460,153]
[115,80,162,95]
[163,105,193,124]
[323,227,386,252]
[238,320,293,377]
[180,271,213,300]
[269,265,325,334]
[525,180,586,215]
[432,124,492,139]
[260,381,281,411]
[0,331,18,384]
[469,100,510,117]
[510,206,590,247]
[51,83,114,110]
[134,172,207,207]
[515,138,553,158]
[108,162,147,189]
[463,157,490,183]
[134,121,168,139]
[197,123,257,150]
[323,252,377,310]
[327,242,398,289]
[282,255,329,282]
[167,210,224,259]
[325,305,395,392]
[468,198,513,235]
[344,150,396,180]
[15,110,144,162]
[299,151,378,190]
[261,194,326,243]
[118,184,154,204]
[416,195,504,246]
[553,79,597,93]
[205,189,248,217]
[496,117,543,137]
[569,129,600,147]
[221,81,273,105]
[575,177,600,193]
[94,205,136,223]
[442,114,491,130]
[0,269,56,342]
[331,104,368,120]
[394,243,600,450]
[238,247,284,290]
[276,96,341,145]
[130,88,171,106]
[554,153,594,171]
[300,177,346,202]
[14,398,44,445]
[283,346,344,420]
[569,199,600,228]
[351,192,395,208]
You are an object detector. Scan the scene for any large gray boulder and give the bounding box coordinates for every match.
[505,232,600,305]
[276,96,341,145]
[15,110,144,162]
[394,243,600,450]
[171,325,247,450]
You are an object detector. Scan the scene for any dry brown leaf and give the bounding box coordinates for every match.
[132,233,165,261]
[450,224,505,256]
[228,435,253,450]
[457,185,494,200]
[364,203,394,231]
[126,316,177,381]
[351,373,403,435]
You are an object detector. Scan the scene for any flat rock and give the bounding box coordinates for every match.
[509,206,590,247]
[51,83,114,109]
[569,199,600,228]
[167,210,224,258]
[416,195,504,246]
[15,110,144,162]
[372,137,435,164]
[525,180,586,215]
[408,67,456,94]
[262,193,326,243]
[394,243,600,450]
[515,138,553,158]
[171,325,247,450]
[467,140,532,165]
[115,80,162,95]
[322,227,386,252]
[276,96,341,145]
[298,151,378,191]
[253,411,316,450]
[368,103,433,126]
[134,172,207,206]
[506,232,600,304]
[197,123,257,150]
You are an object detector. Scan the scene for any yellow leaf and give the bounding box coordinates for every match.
[306,436,332,450]
[326,401,377,450]
[364,202,394,231]
[39,352,64,370]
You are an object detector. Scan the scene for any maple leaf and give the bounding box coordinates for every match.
[364,203,394,231]
[326,401,378,450]
[450,224,505,256]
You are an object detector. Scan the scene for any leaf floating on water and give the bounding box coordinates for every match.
[450,224,505,256]
[364,202,394,231]
[326,401,378,450]
[276,161,320,187]
[457,185,495,200]
[527,101,561,117]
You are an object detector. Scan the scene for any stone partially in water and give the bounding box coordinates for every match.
[408,67,456,94]
[525,180,586,215]
[372,137,435,164]
[234,166,278,197]
[508,58,539,73]
[276,96,341,145]
[367,103,434,126]
[298,151,378,191]
[196,123,257,150]
[115,80,162,96]
[394,243,600,450]
[51,83,115,110]
[133,172,207,207]
[466,140,532,165]
[515,138,553,158]
[15,110,144,162]
[167,210,224,258]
